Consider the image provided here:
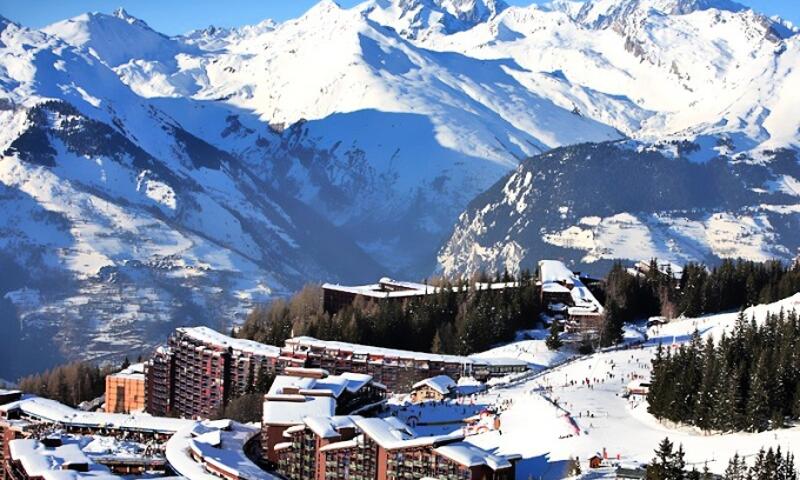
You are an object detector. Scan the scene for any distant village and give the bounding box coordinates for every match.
[0,260,605,480]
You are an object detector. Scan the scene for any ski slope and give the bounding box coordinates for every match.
[399,294,800,478]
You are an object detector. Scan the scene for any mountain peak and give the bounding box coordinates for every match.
[576,0,747,27]
[403,0,508,22]
[367,0,508,38]
[43,8,185,67]
[112,7,130,19]
[305,0,343,17]
[108,7,154,29]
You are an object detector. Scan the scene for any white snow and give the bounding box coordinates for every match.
[165,420,281,480]
[0,395,192,434]
[405,294,800,478]
[543,210,793,266]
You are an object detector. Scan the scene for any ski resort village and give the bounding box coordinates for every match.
[2,0,800,479]
[2,259,800,480]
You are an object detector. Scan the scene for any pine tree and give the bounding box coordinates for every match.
[600,298,624,347]
[725,453,746,480]
[750,448,767,480]
[671,444,686,480]
[647,437,686,480]
[746,353,772,432]
[781,450,798,480]
[693,337,718,429]
[545,321,562,351]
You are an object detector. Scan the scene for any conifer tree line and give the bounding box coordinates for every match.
[239,271,541,355]
[603,259,800,324]
[647,310,800,432]
[645,437,797,479]
[18,360,118,407]
[239,258,800,355]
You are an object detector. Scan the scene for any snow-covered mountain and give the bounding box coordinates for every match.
[40,1,620,273]
[1,0,799,375]
[432,0,800,276]
[0,16,381,378]
[438,140,800,277]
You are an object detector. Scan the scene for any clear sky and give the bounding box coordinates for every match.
[0,0,797,35]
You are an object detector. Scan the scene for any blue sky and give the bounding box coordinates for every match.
[1,0,797,35]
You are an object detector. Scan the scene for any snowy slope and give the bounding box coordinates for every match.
[376,295,800,478]
[410,294,800,478]
[416,0,800,147]
[42,8,195,67]
[0,17,381,379]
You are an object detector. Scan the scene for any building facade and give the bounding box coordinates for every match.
[144,346,173,417]
[145,328,527,420]
[538,260,605,336]
[105,364,146,414]
[410,375,456,404]
[261,368,386,464]
[144,327,291,418]
[276,415,518,480]
[281,337,527,392]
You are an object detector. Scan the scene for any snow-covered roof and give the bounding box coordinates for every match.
[322,279,518,299]
[341,372,378,392]
[434,441,513,470]
[412,375,456,396]
[262,394,336,427]
[273,442,292,452]
[9,437,122,480]
[286,336,463,364]
[108,363,145,380]
[351,416,463,450]
[166,420,280,480]
[539,260,577,284]
[278,414,516,469]
[303,416,356,439]
[468,356,528,367]
[268,371,377,399]
[317,372,378,397]
[177,327,281,357]
[0,396,191,434]
[322,279,436,299]
[542,282,571,293]
[319,438,359,452]
[267,375,318,396]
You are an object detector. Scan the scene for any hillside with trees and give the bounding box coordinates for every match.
[604,259,800,323]
[239,272,541,355]
[18,361,117,407]
[648,309,800,432]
